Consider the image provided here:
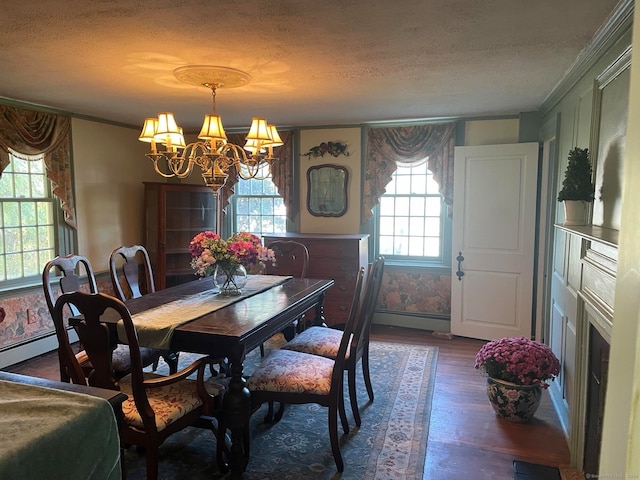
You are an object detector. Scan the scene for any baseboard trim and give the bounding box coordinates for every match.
[373,311,451,332]
[0,330,78,369]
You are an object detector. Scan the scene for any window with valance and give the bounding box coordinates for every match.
[363,122,456,263]
[0,105,76,228]
[0,104,76,285]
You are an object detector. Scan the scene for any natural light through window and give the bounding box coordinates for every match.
[0,152,54,282]
[234,165,287,239]
[378,159,442,259]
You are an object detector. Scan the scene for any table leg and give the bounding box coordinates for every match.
[223,344,251,478]
[311,291,327,327]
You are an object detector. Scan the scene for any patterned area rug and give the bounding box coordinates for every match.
[124,339,438,479]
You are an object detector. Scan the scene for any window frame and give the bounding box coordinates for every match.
[227,174,289,240]
[371,160,452,268]
[0,152,72,291]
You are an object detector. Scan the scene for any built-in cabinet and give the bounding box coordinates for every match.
[144,182,217,290]
[263,233,369,327]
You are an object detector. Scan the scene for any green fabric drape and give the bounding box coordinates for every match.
[362,123,456,223]
[0,105,77,228]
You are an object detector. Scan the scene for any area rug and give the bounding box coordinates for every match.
[124,340,438,479]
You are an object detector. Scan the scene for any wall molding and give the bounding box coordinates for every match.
[540,0,634,116]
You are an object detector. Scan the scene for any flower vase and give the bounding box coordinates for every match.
[486,377,542,423]
[213,263,247,296]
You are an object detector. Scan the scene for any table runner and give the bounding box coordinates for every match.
[0,380,121,480]
[118,275,292,349]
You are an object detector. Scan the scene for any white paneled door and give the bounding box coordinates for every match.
[451,143,539,340]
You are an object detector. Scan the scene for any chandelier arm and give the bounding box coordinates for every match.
[140,65,279,191]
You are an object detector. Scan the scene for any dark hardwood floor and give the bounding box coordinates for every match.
[3,324,572,480]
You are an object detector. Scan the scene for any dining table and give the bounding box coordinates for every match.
[95,274,335,479]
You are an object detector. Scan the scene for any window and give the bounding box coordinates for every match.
[0,152,55,284]
[378,159,446,262]
[233,168,287,239]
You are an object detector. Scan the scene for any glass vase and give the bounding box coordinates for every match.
[213,263,247,296]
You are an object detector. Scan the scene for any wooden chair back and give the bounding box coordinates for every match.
[54,290,223,479]
[331,266,366,384]
[54,291,141,392]
[43,254,98,314]
[109,244,156,301]
[42,254,99,384]
[351,256,385,359]
[265,240,310,279]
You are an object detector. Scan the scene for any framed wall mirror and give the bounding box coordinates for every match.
[307,164,349,217]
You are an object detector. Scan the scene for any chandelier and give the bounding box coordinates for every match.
[138,65,282,195]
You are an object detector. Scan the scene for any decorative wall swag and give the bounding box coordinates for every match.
[301,141,350,159]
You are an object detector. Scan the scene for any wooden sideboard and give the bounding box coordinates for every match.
[263,233,369,327]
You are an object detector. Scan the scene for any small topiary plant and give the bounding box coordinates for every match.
[557,147,595,202]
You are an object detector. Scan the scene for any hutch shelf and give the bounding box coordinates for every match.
[144,182,217,290]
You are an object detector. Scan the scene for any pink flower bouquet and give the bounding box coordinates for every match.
[188,231,275,277]
[474,337,560,388]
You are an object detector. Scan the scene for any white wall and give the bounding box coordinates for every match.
[71,118,160,272]
[599,5,640,475]
[464,118,519,145]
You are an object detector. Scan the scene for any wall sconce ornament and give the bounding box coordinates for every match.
[301,141,350,160]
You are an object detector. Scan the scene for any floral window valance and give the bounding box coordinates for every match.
[362,122,456,223]
[0,105,77,228]
[219,130,296,221]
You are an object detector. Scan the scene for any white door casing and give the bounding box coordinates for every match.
[451,143,540,340]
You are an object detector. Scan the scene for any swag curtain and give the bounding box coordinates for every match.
[219,130,296,221]
[362,123,456,223]
[0,105,77,228]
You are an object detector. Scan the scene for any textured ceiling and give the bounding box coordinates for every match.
[0,0,621,132]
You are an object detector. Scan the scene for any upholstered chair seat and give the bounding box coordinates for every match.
[282,327,351,359]
[247,349,334,396]
[119,374,224,431]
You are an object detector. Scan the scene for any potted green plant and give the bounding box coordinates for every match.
[557,147,594,225]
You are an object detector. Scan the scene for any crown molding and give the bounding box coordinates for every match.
[540,0,634,115]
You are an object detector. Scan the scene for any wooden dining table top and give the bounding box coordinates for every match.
[99,276,335,357]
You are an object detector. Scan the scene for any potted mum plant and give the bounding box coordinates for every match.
[475,336,560,423]
[557,147,594,226]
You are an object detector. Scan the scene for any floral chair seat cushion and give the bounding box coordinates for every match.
[119,374,224,431]
[247,349,334,395]
[282,326,351,359]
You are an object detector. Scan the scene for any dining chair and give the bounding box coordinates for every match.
[281,256,385,427]
[230,267,366,474]
[264,240,310,280]
[109,244,179,373]
[43,254,163,382]
[52,290,226,480]
[260,239,311,356]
